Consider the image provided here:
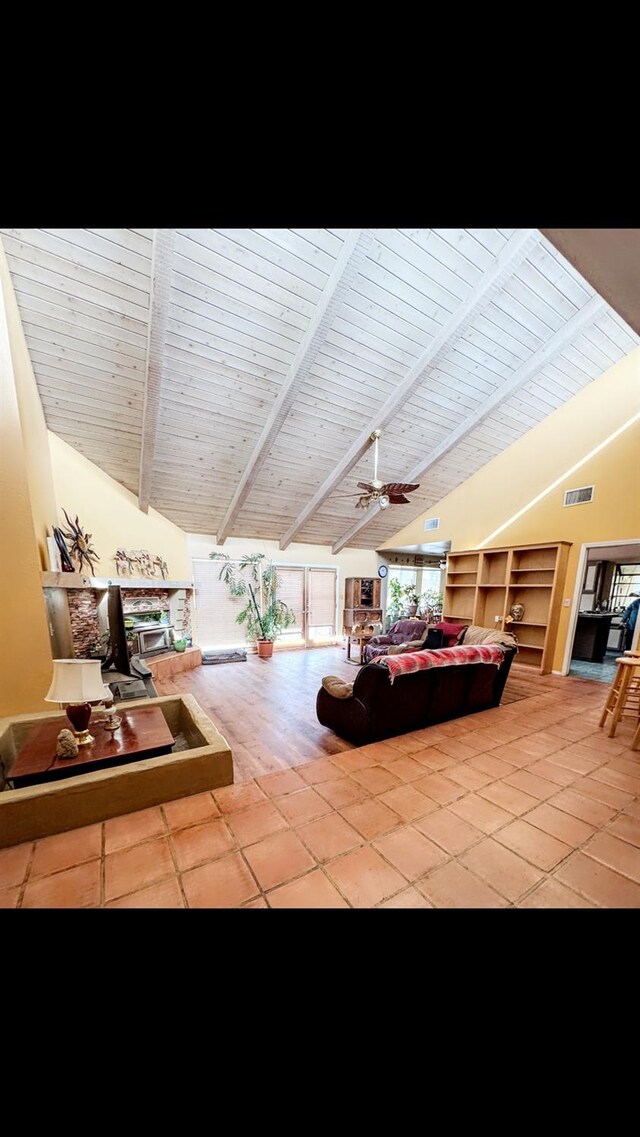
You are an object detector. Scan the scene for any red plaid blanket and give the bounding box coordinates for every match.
[380,644,505,683]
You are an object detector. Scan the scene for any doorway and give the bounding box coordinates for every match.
[564,540,640,682]
[276,566,338,648]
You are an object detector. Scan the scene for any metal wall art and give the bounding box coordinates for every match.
[114,549,169,579]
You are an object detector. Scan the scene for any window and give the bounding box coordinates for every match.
[192,559,250,649]
[611,564,640,611]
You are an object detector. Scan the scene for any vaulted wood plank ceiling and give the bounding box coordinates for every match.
[1,227,637,551]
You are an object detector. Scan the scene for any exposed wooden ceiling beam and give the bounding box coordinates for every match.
[215,229,371,544]
[331,292,606,553]
[138,229,175,513]
[280,228,538,550]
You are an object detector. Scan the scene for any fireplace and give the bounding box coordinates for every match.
[134,624,173,656]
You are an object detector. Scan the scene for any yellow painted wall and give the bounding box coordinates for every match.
[383,348,640,671]
[0,244,57,569]
[0,255,53,714]
[49,433,192,581]
[188,534,380,622]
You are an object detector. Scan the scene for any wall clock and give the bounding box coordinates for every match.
[378,565,388,578]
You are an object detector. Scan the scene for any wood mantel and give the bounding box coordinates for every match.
[41,572,193,590]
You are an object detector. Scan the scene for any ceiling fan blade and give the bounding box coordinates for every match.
[387,493,412,504]
[355,495,372,509]
[381,482,421,495]
[357,482,375,492]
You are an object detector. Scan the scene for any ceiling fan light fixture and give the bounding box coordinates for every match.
[348,429,420,511]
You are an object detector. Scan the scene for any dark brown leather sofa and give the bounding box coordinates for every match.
[316,646,516,746]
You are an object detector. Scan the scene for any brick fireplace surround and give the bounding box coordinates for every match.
[67,587,191,658]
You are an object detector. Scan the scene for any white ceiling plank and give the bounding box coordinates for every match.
[330,293,606,553]
[281,228,537,550]
[28,352,144,392]
[0,233,150,311]
[19,310,148,360]
[3,228,151,292]
[4,227,636,551]
[138,229,175,513]
[23,331,145,381]
[10,274,149,339]
[215,229,371,544]
[2,252,150,323]
[214,229,330,291]
[176,232,319,314]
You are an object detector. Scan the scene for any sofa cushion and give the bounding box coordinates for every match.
[432,621,468,646]
[321,675,354,699]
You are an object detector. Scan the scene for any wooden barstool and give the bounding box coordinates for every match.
[599,656,640,738]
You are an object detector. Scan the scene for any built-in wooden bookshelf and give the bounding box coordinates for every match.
[444,542,571,673]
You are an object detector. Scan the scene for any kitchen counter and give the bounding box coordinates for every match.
[573,612,614,664]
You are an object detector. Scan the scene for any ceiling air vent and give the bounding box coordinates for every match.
[424,517,440,531]
[563,486,595,507]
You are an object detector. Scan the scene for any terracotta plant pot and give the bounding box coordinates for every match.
[257,640,274,659]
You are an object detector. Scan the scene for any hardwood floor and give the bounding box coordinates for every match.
[155,646,590,783]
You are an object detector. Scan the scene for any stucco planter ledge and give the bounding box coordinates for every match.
[0,694,233,848]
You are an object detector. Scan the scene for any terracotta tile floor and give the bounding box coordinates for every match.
[4,678,640,908]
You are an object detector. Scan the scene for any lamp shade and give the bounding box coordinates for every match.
[45,659,109,704]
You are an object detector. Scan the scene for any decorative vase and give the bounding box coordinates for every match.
[407,604,418,617]
[257,640,274,659]
[510,603,525,622]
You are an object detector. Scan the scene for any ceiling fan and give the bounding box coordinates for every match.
[341,430,420,510]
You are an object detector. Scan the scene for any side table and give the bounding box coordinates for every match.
[346,635,374,665]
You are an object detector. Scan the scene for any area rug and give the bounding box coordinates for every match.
[202,650,247,665]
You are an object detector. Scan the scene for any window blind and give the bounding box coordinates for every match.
[308,568,336,640]
[275,567,305,633]
[192,559,250,649]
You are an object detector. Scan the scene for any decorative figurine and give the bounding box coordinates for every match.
[59,509,100,574]
[56,728,79,759]
[510,603,525,622]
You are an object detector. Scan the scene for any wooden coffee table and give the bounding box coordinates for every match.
[8,706,175,789]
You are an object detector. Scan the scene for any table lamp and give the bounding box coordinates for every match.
[45,659,112,746]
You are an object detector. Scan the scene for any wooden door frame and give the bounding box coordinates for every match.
[560,539,640,674]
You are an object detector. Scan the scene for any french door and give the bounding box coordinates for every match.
[276,566,337,648]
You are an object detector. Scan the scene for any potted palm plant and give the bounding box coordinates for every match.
[209,552,296,658]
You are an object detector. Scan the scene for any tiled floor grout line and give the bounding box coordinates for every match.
[93,756,640,908]
[67,741,640,905]
[161,803,190,911]
[21,762,636,908]
[14,842,35,910]
[100,822,106,908]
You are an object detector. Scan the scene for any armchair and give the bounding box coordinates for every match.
[362,619,428,664]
